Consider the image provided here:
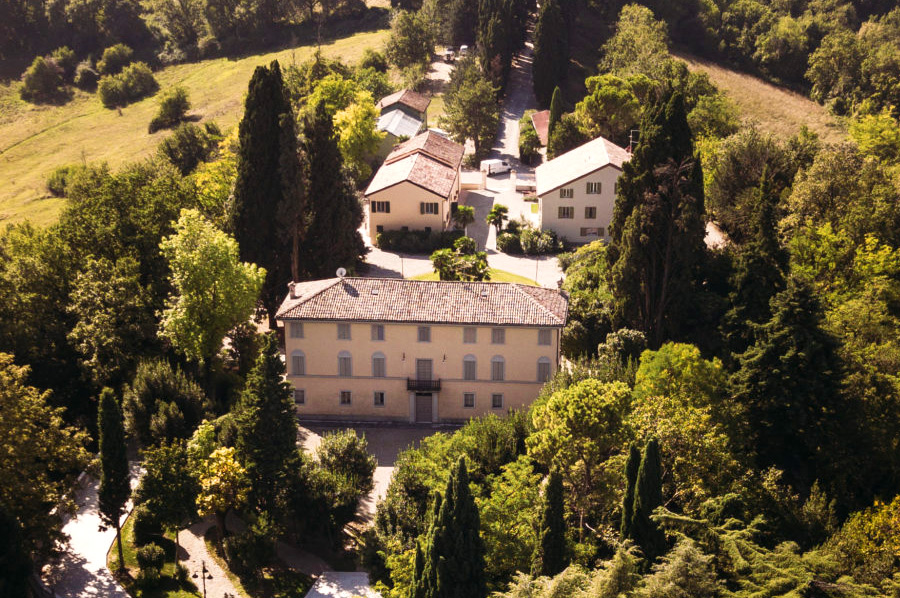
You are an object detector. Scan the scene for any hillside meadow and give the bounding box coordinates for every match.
[0,28,389,226]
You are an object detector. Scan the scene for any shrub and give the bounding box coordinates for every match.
[20,56,64,102]
[316,430,377,495]
[98,62,159,108]
[223,513,278,578]
[136,542,165,585]
[46,164,86,197]
[132,504,163,546]
[157,123,219,174]
[74,61,99,89]
[359,48,388,73]
[374,229,463,253]
[98,43,134,75]
[520,227,562,255]
[149,86,191,133]
[51,47,78,81]
[519,126,541,165]
[496,232,522,254]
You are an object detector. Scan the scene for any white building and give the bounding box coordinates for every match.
[535,136,631,244]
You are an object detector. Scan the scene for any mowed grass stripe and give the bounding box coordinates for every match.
[0,28,389,226]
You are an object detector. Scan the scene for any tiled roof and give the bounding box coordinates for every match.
[376,89,432,114]
[531,109,550,146]
[385,130,464,169]
[364,152,458,198]
[377,109,424,138]
[536,136,631,196]
[276,278,569,327]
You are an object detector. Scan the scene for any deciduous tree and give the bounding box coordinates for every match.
[441,57,500,158]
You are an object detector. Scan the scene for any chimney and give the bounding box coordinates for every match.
[288,282,298,299]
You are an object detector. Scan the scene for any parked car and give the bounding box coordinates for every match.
[443,48,455,62]
[480,159,511,175]
[459,45,469,56]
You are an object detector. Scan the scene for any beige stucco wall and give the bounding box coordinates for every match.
[366,177,459,243]
[282,320,560,423]
[539,165,622,243]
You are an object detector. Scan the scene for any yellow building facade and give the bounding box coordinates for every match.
[276,278,568,424]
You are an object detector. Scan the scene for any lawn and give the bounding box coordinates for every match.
[106,513,198,598]
[0,27,389,227]
[673,50,847,145]
[411,269,537,285]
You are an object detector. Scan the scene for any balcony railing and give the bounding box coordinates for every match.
[407,378,441,392]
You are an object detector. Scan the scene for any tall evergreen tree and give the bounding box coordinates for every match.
[620,442,641,540]
[548,86,563,140]
[298,102,366,279]
[607,91,705,347]
[730,279,848,492]
[235,332,297,514]
[629,438,665,563]
[98,387,130,572]
[415,458,486,598]
[231,60,304,325]
[532,0,568,108]
[531,470,567,577]
[720,171,787,359]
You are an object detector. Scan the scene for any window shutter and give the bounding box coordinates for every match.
[420,202,425,214]
[386,202,390,213]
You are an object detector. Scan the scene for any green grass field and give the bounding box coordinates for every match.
[0,28,389,226]
[673,50,847,145]
[411,269,538,285]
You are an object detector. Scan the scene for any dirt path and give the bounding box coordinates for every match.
[178,519,244,598]
[490,23,538,172]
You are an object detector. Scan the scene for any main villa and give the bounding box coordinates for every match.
[275,277,569,424]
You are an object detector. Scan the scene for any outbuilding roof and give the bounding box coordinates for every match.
[376,89,432,115]
[377,109,424,138]
[364,152,459,197]
[535,136,631,196]
[276,278,569,328]
[531,109,550,146]
[385,130,464,169]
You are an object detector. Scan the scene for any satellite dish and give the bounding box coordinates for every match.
[336,267,347,278]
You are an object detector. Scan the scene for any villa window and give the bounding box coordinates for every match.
[585,206,597,219]
[463,327,477,343]
[492,393,504,409]
[291,351,305,376]
[463,355,477,380]
[559,188,573,198]
[558,206,574,219]
[538,329,552,345]
[418,326,431,342]
[338,351,352,377]
[337,323,351,340]
[340,391,352,405]
[538,357,552,382]
[374,391,385,407]
[294,389,305,404]
[372,353,386,378]
[371,324,385,341]
[289,322,304,338]
[420,202,439,215]
[491,328,505,344]
[464,393,475,408]
[491,356,505,381]
[586,182,602,194]
[372,201,391,213]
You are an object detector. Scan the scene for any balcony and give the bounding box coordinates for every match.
[407,378,441,392]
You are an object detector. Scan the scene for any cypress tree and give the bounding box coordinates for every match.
[607,90,705,347]
[721,171,787,359]
[532,0,568,108]
[532,470,568,577]
[235,332,297,514]
[298,102,366,279]
[231,60,304,325]
[629,438,665,563]
[620,443,640,540]
[548,86,563,140]
[731,278,847,491]
[98,387,130,572]
[415,458,486,598]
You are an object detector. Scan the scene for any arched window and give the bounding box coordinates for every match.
[372,352,386,378]
[491,355,505,381]
[463,354,477,381]
[338,351,352,377]
[291,351,306,376]
[537,357,551,382]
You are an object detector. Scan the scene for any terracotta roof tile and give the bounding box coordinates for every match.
[531,110,550,146]
[364,153,458,197]
[276,278,569,327]
[376,89,432,114]
[385,130,464,169]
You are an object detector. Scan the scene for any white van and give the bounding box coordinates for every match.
[480,159,511,175]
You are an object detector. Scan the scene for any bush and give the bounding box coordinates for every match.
[374,229,463,253]
[149,86,191,133]
[51,47,78,82]
[20,56,64,102]
[98,62,159,108]
[136,542,165,586]
[223,513,278,578]
[46,164,86,197]
[74,61,99,89]
[520,227,562,255]
[157,123,220,174]
[359,48,388,73]
[132,505,163,546]
[496,232,523,254]
[316,430,377,495]
[519,126,541,165]
[98,44,134,75]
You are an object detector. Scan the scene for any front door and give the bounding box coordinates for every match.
[416,359,433,381]
[415,393,433,423]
